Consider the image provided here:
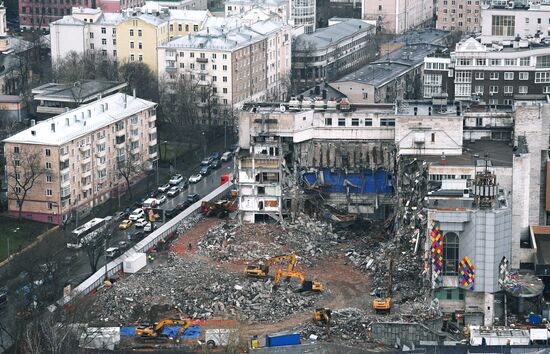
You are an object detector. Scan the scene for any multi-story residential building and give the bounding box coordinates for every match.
[435,0,481,33]
[225,0,289,23]
[422,54,453,99]
[50,7,124,62]
[115,9,210,72]
[2,92,157,224]
[480,2,550,44]
[157,19,292,124]
[452,37,550,105]
[292,19,376,93]
[290,0,316,33]
[143,0,208,11]
[316,0,362,28]
[19,0,144,30]
[362,0,433,33]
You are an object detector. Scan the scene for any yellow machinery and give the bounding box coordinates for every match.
[372,258,393,313]
[135,319,191,338]
[273,268,324,292]
[313,308,332,323]
[244,255,297,278]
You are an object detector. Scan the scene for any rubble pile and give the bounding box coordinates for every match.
[295,308,373,344]
[88,254,321,326]
[198,215,342,266]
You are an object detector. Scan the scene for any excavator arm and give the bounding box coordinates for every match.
[244,254,297,277]
[273,269,323,292]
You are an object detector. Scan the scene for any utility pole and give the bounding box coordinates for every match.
[224,116,227,150]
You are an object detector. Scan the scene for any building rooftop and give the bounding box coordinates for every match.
[294,19,374,52]
[425,140,514,167]
[32,81,127,103]
[225,0,287,6]
[389,29,452,46]
[3,93,156,146]
[335,43,442,87]
[298,83,346,100]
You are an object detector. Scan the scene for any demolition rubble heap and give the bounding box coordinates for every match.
[344,158,434,310]
[198,216,344,266]
[296,308,373,344]
[87,253,321,326]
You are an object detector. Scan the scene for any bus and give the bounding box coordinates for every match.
[66,217,111,249]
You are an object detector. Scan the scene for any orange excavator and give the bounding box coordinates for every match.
[273,268,324,292]
[244,254,297,278]
[135,319,191,338]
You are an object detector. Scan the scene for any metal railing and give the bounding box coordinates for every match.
[69,182,234,300]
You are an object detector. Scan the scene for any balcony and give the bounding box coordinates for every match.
[61,177,70,187]
[81,178,91,186]
[196,57,208,63]
[81,155,91,165]
[95,149,106,158]
[149,151,158,159]
[82,169,92,178]
[98,175,107,183]
[79,144,90,152]
[129,134,139,142]
[165,66,177,73]
[96,134,106,142]
[115,129,126,137]
[116,141,126,149]
[149,138,157,146]
[148,126,157,133]
[148,115,157,122]
[131,146,140,155]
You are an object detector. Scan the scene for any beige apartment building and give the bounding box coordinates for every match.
[435,0,480,32]
[157,19,291,125]
[3,93,157,224]
[363,0,433,33]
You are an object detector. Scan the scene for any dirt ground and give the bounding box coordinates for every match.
[169,218,373,339]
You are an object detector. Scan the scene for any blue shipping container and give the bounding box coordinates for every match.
[266,333,301,347]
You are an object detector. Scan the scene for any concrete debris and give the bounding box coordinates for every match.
[87,254,321,327]
[198,215,344,267]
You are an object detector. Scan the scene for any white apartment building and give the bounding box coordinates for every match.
[50,7,123,61]
[2,93,157,224]
[225,0,289,23]
[157,19,292,124]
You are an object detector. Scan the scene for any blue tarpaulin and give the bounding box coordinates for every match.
[303,168,393,194]
[120,325,202,338]
[120,326,137,337]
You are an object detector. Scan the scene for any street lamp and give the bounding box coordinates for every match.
[201,131,206,157]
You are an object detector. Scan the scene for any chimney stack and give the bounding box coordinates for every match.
[133,88,136,98]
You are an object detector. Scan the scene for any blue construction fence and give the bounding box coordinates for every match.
[120,325,201,339]
[302,168,393,194]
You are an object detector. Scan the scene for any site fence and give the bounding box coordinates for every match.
[69,182,234,300]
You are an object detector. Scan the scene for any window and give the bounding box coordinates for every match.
[45,148,51,156]
[102,38,106,45]
[363,92,368,99]
[223,54,227,59]
[544,86,550,94]
[519,86,528,94]
[442,232,459,275]
[130,41,134,49]
[13,146,19,153]
[535,72,550,83]
[222,65,227,71]
[190,52,194,58]
[48,202,53,210]
[325,118,332,126]
[46,162,52,169]
[212,76,217,81]
[178,24,182,31]
[504,86,513,94]
[138,42,142,50]
[380,118,395,126]
[364,118,373,126]
[46,189,53,196]
[351,118,359,126]
[130,29,134,36]
[101,27,106,34]
[489,86,498,93]
[537,55,550,68]
[520,57,530,66]
[455,71,471,83]
[474,85,484,94]
[222,88,227,93]
[222,76,227,82]
[504,59,515,66]
[89,32,94,39]
[46,175,53,182]
[212,64,217,70]
[193,25,198,31]
[475,72,484,80]
[490,72,499,80]
[458,58,471,66]
[490,59,500,66]
[504,72,514,80]
[476,59,485,66]
[138,29,142,36]
[138,54,142,62]
[338,118,345,126]
[519,72,529,80]
[130,54,134,61]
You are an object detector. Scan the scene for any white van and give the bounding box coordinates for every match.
[142,198,158,209]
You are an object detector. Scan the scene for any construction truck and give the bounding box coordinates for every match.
[313,308,332,324]
[244,255,297,278]
[135,319,191,338]
[273,268,324,292]
[200,200,235,218]
[372,258,392,313]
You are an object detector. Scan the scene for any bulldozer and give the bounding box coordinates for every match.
[273,268,324,292]
[313,308,332,324]
[244,254,297,278]
[135,319,191,338]
[372,258,392,314]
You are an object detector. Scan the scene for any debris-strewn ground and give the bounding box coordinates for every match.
[295,308,372,344]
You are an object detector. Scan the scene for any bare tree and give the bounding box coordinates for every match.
[116,143,144,201]
[82,229,109,274]
[158,75,200,129]
[119,61,158,101]
[6,149,46,220]
[52,51,118,83]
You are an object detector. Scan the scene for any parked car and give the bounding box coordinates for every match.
[129,208,144,221]
[201,157,214,166]
[210,152,222,160]
[144,222,156,232]
[200,165,211,176]
[118,241,129,249]
[158,183,171,193]
[221,151,233,161]
[134,197,147,208]
[106,247,120,258]
[135,218,148,228]
[189,174,202,183]
[169,174,184,185]
[210,159,221,169]
[128,230,145,241]
[187,193,200,203]
[156,194,167,205]
[148,190,160,198]
[167,186,181,198]
[114,211,127,221]
[119,219,133,230]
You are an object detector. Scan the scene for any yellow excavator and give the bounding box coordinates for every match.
[313,308,332,323]
[135,319,191,338]
[244,254,297,277]
[273,268,324,292]
[372,258,392,314]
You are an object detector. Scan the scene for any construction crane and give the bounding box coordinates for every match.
[244,254,297,277]
[135,319,191,338]
[273,268,324,292]
[372,258,393,314]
